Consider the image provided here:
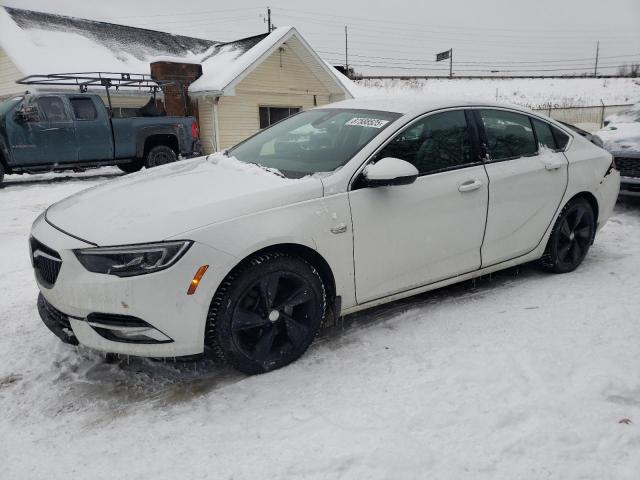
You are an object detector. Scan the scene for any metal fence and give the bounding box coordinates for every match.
[532,103,633,131]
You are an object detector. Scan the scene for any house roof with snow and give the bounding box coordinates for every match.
[0,6,353,98]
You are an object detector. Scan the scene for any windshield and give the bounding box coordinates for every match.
[0,97,23,117]
[229,108,401,177]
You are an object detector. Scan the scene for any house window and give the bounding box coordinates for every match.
[259,106,301,129]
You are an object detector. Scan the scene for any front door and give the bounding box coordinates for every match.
[35,96,77,164]
[349,109,489,304]
[476,109,569,266]
[5,100,47,166]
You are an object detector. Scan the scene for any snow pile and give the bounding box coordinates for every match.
[594,123,640,152]
[355,77,640,109]
[1,171,640,479]
[605,103,640,125]
[207,152,288,179]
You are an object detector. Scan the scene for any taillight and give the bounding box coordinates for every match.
[191,121,200,139]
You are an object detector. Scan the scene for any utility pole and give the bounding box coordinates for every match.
[345,26,349,78]
[449,48,453,79]
[267,7,272,33]
[594,40,599,77]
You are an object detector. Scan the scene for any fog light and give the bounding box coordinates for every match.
[187,265,209,295]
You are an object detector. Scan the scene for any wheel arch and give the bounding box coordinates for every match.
[217,242,337,308]
[143,134,179,158]
[0,139,11,173]
[568,191,599,224]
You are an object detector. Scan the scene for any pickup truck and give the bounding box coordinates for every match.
[0,92,201,184]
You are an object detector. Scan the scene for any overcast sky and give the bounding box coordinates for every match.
[1,0,639,76]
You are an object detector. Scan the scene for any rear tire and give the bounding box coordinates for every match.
[145,145,177,168]
[539,198,595,273]
[118,160,142,174]
[205,253,326,375]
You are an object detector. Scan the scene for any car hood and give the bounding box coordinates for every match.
[594,123,640,154]
[46,155,324,246]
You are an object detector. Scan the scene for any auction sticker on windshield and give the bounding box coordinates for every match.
[345,118,390,128]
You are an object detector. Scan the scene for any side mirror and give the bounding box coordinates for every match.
[14,105,39,124]
[363,157,419,187]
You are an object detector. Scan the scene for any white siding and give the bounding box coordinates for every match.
[197,97,217,154]
[0,47,24,99]
[217,45,343,150]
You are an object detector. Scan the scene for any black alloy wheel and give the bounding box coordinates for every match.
[145,145,177,168]
[541,198,595,273]
[206,253,326,374]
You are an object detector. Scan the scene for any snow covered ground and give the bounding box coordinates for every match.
[355,77,640,109]
[1,170,639,479]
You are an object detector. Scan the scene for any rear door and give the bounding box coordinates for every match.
[70,96,113,161]
[36,96,77,163]
[476,108,569,266]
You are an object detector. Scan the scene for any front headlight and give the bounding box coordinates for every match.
[74,241,192,277]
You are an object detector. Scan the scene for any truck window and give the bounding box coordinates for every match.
[37,97,68,121]
[71,98,98,121]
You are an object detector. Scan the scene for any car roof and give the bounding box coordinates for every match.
[320,95,533,116]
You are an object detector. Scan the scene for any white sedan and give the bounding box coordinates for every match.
[30,98,620,374]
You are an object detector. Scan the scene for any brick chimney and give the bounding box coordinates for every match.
[150,62,203,117]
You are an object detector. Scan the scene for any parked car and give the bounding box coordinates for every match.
[0,93,201,184]
[593,120,640,196]
[31,98,620,374]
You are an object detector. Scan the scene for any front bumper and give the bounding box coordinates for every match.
[620,176,640,196]
[31,213,238,357]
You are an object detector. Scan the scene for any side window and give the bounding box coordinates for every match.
[36,97,69,122]
[552,127,570,151]
[479,109,537,161]
[70,98,98,121]
[531,118,557,150]
[259,106,301,129]
[377,110,473,175]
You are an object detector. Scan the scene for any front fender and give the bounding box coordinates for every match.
[171,193,358,309]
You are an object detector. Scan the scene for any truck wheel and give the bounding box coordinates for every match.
[118,160,142,174]
[145,145,177,168]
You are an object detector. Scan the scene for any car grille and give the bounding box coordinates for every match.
[614,157,640,178]
[30,237,62,288]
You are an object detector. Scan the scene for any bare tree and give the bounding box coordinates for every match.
[617,63,640,77]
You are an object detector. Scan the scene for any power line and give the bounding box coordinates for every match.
[317,50,640,66]
[271,6,639,35]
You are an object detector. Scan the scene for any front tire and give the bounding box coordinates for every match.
[540,198,595,273]
[205,253,326,374]
[145,145,177,168]
[118,160,142,173]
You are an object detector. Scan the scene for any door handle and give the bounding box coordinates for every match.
[543,162,562,171]
[458,178,482,192]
